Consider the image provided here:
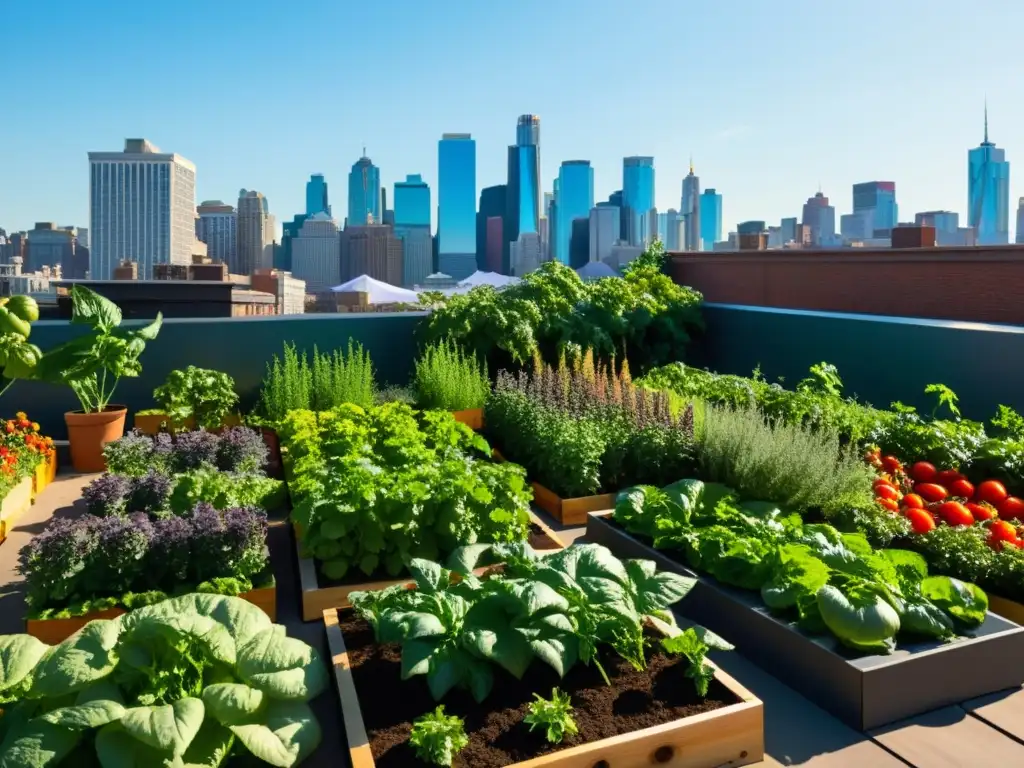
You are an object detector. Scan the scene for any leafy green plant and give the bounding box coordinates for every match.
[281,403,531,581]
[168,466,285,515]
[661,626,735,696]
[523,688,577,744]
[0,295,42,397]
[14,285,162,413]
[0,593,327,767]
[259,340,375,423]
[414,339,490,411]
[408,705,469,767]
[153,366,238,429]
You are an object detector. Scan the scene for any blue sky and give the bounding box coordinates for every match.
[3,0,1022,238]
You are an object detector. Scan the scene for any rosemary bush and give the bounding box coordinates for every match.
[259,340,375,422]
[413,339,490,411]
[697,404,875,515]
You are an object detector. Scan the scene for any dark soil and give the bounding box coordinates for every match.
[339,611,738,768]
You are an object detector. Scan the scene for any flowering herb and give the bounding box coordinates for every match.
[216,426,268,474]
[170,429,220,471]
[81,473,131,516]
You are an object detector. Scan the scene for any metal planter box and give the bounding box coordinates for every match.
[587,511,1024,731]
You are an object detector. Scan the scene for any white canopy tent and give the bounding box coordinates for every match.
[328,274,421,304]
[456,271,522,289]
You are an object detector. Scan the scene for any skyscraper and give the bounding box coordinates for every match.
[395,224,432,287]
[477,185,506,271]
[347,153,380,227]
[505,115,541,272]
[801,192,836,246]
[196,200,237,267]
[236,190,276,275]
[852,181,898,236]
[394,174,431,227]
[290,213,340,292]
[699,188,722,251]
[663,209,684,251]
[968,107,1011,245]
[88,138,196,279]
[681,162,701,251]
[622,157,655,247]
[589,204,620,265]
[1016,199,1024,245]
[305,174,330,217]
[438,133,477,280]
[340,224,402,285]
[555,161,594,265]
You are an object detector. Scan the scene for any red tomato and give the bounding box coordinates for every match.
[936,501,974,527]
[989,519,1019,542]
[876,497,900,512]
[911,462,938,483]
[998,497,1024,520]
[902,493,926,510]
[881,455,903,474]
[875,484,900,502]
[873,477,896,492]
[966,502,998,521]
[935,469,965,487]
[948,479,975,500]
[914,483,949,503]
[976,480,1009,505]
[906,508,936,534]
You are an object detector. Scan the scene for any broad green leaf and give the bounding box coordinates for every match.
[445,544,494,575]
[70,284,122,331]
[31,621,120,698]
[882,550,929,583]
[118,594,271,652]
[95,722,181,768]
[0,721,81,768]
[120,698,205,755]
[400,638,437,679]
[38,699,125,730]
[181,719,234,768]
[0,635,49,702]
[408,559,450,593]
[237,626,329,701]
[201,683,267,727]
[464,623,534,679]
[900,600,956,639]
[119,614,236,668]
[625,559,696,613]
[229,700,321,768]
[920,576,988,626]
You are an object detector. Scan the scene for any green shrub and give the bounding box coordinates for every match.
[414,339,490,411]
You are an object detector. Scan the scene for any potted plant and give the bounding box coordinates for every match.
[136,365,240,434]
[11,285,161,472]
[0,294,42,396]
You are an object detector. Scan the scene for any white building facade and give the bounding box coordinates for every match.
[290,213,340,292]
[511,232,542,276]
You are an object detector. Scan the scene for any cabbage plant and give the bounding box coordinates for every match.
[0,593,328,767]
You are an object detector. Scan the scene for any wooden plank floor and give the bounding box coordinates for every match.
[5,479,1024,768]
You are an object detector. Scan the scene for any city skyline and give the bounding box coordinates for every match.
[3,1,1023,241]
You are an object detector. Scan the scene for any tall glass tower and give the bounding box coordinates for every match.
[852,181,898,234]
[438,133,477,280]
[699,188,723,250]
[968,107,1010,245]
[347,153,380,227]
[504,115,541,273]
[394,174,431,227]
[681,162,701,251]
[555,161,594,265]
[622,157,655,246]
[305,174,330,217]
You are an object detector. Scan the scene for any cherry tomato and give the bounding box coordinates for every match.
[906,508,936,534]
[948,479,975,500]
[966,502,998,521]
[976,480,1009,505]
[875,484,900,502]
[902,493,926,510]
[998,497,1024,520]
[936,501,974,527]
[989,519,1019,542]
[881,455,903,474]
[873,477,897,492]
[876,497,900,512]
[914,483,949,503]
[935,469,965,487]
[911,462,938,483]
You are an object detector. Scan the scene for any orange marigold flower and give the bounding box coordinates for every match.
[30,422,39,431]
[14,412,26,420]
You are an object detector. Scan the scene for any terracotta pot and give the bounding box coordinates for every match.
[65,406,127,473]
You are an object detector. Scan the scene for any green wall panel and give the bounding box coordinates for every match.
[9,312,427,439]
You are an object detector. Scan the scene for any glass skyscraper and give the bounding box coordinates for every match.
[968,108,1010,245]
[477,185,506,270]
[305,174,330,217]
[437,134,477,280]
[622,157,655,247]
[555,161,594,265]
[347,154,380,227]
[681,163,701,251]
[852,181,898,235]
[504,115,541,274]
[394,174,431,227]
[699,189,722,250]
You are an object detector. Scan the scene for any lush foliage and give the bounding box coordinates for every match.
[14,284,162,413]
[419,246,703,375]
[408,705,468,766]
[413,339,490,412]
[0,295,42,397]
[19,504,270,618]
[614,478,989,654]
[259,340,375,423]
[281,403,532,581]
[153,366,239,430]
[0,593,327,767]
[523,688,577,744]
[350,542,701,701]
[485,351,696,497]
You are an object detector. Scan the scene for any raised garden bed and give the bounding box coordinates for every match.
[0,475,33,532]
[325,607,763,768]
[988,594,1024,626]
[587,511,1024,731]
[451,407,484,430]
[492,449,615,525]
[25,581,277,644]
[295,517,564,621]
[30,448,57,499]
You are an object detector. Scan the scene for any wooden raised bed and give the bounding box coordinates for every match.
[988,594,1024,626]
[296,515,565,621]
[133,412,243,435]
[587,511,1024,731]
[491,448,615,525]
[25,583,277,644]
[1,476,34,533]
[451,408,484,430]
[324,607,764,768]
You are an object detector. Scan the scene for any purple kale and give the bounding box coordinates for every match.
[146,515,192,588]
[152,432,174,460]
[79,516,149,595]
[129,470,173,515]
[102,429,156,477]
[18,516,99,607]
[216,427,269,475]
[188,502,227,583]
[171,430,221,472]
[222,506,269,578]
[82,474,131,516]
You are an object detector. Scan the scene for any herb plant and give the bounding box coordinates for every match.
[408,706,469,767]
[661,627,734,696]
[523,688,577,744]
[414,338,490,411]
[103,429,162,477]
[0,593,327,767]
[153,365,239,429]
[259,340,375,423]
